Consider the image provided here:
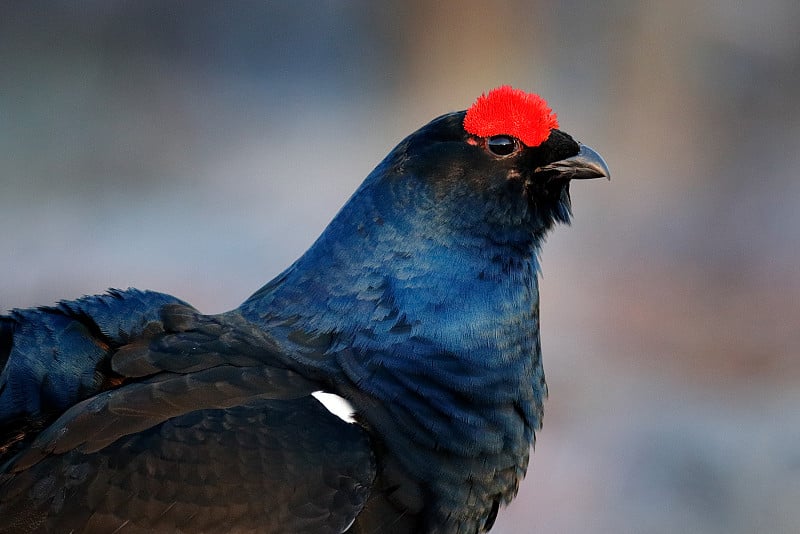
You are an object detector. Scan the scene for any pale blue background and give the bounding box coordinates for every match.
[1,2,798,532]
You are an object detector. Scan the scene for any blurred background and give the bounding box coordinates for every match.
[1,1,798,532]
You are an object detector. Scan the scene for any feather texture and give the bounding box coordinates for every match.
[0,89,607,533]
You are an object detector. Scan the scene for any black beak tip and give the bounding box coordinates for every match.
[574,144,611,181]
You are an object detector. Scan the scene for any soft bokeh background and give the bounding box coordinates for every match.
[1,2,798,532]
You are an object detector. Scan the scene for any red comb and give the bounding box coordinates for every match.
[463,86,559,147]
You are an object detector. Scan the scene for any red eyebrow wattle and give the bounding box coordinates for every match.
[463,86,559,148]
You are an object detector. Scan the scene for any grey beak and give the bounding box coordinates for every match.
[535,144,611,181]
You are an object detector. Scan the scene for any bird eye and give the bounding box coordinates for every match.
[485,135,519,157]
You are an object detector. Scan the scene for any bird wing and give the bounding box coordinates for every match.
[2,398,374,534]
[0,291,375,533]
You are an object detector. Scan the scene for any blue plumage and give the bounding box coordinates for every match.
[0,289,187,427]
[0,98,608,533]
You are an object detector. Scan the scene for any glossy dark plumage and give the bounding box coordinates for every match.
[0,98,608,533]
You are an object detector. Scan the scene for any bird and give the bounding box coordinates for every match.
[0,86,609,533]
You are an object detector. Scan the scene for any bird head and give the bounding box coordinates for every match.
[363,85,610,247]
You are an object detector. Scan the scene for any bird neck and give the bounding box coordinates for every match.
[242,176,545,376]
[243,158,546,344]
[240,174,547,528]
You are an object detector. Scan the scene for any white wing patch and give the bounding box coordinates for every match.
[312,391,357,424]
